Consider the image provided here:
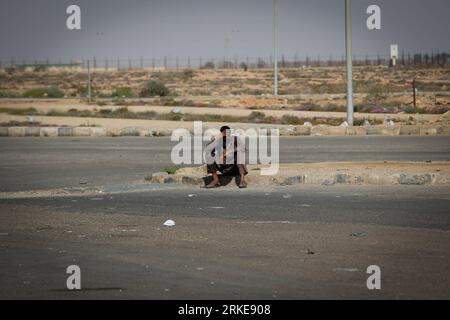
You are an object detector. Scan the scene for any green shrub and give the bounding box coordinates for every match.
[182,69,195,79]
[112,87,133,98]
[23,87,64,98]
[99,109,112,115]
[163,167,179,175]
[281,114,303,125]
[0,107,38,115]
[139,80,170,97]
[248,111,266,122]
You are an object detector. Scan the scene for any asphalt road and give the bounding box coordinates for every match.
[1,135,449,192]
[1,185,450,299]
[3,185,450,230]
[1,135,450,299]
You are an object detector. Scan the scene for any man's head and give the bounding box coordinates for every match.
[220,125,231,137]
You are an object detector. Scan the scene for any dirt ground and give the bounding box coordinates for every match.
[1,66,449,112]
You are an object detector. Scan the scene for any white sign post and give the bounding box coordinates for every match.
[390,44,398,67]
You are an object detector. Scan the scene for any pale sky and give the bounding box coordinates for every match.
[1,0,449,62]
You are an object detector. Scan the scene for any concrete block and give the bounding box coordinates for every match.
[150,172,169,183]
[327,126,347,136]
[40,127,58,137]
[0,127,9,137]
[295,126,311,136]
[366,126,384,135]
[58,127,73,137]
[335,173,350,184]
[381,126,401,136]
[420,126,443,136]
[138,128,154,137]
[106,128,121,137]
[120,127,140,136]
[24,127,40,137]
[154,130,172,137]
[311,126,329,136]
[280,126,297,136]
[73,127,91,136]
[398,173,433,185]
[346,127,367,136]
[7,127,25,137]
[90,127,107,137]
[440,125,450,134]
[399,126,420,136]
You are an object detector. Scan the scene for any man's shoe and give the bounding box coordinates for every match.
[238,181,247,189]
[205,181,221,188]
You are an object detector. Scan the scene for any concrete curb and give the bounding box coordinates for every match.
[0,124,449,137]
[147,163,450,187]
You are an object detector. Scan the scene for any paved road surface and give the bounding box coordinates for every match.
[1,135,449,192]
[1,185,449,299]
[1,136,450,299]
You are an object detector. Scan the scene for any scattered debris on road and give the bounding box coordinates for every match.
[350,232,368,237]
[163,220,175,227]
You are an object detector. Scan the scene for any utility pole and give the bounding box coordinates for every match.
[87,59,91,103]
[273,0,279,96]
[345,0,354,126]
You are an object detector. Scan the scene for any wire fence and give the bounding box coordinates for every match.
[1,52,449,71]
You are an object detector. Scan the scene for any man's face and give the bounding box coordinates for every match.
[222,129,230,137]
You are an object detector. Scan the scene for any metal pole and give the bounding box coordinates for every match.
[273,0,279,96]
[87,59,91,103]
[345,0,354,126]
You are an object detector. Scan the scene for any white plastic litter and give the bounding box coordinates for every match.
[163,220,175,227]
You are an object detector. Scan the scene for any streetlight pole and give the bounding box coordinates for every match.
[273,0,278,96]
[345,0,354,126]
[87,59,91,103]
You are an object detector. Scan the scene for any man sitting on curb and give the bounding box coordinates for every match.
[205,125,248,189]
